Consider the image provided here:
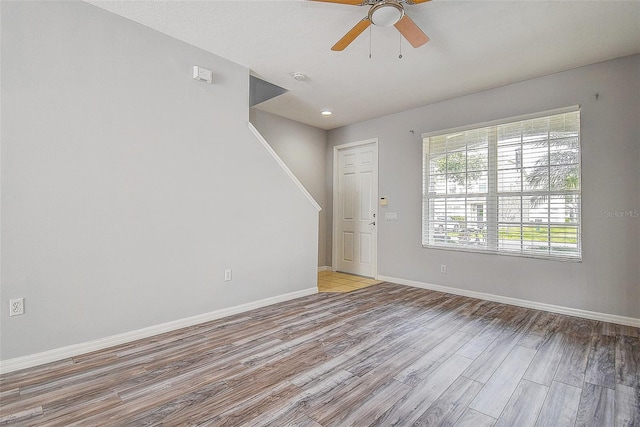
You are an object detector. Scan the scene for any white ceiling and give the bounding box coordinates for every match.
[88,0,640,130]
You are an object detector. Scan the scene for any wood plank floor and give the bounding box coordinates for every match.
[1,282,638,426]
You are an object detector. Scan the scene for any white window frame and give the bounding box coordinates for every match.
[422,106,582,262]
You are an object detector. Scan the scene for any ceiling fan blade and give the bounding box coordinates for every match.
[312,0,366,5]
[332,18,371,51]
[394,15,429,48]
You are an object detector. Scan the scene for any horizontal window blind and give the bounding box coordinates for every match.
[422,109,581,261]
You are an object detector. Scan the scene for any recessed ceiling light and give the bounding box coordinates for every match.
[321,110,332,116]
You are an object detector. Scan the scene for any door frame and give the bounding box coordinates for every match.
[332,138,379,278]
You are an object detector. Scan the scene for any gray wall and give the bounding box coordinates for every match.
[327,55,640,319]
[1,1,318,360]
[250,109,328,267]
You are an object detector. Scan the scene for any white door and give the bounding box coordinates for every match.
[334,141,378,277]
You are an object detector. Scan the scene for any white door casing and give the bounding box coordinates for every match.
[333,139,378,278]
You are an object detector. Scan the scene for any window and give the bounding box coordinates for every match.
[422,108,581,261]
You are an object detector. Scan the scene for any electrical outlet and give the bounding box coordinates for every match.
[224,269,232,281]
[9,298,24,316]
[440,265,447,274]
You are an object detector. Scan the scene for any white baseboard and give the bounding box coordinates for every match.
[378,275,640,328]
[317,266,332,272]
[0,287,318,375]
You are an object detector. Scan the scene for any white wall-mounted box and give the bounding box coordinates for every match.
[193,66,213,84]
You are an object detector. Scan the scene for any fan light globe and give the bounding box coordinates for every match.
[369,2,404,27]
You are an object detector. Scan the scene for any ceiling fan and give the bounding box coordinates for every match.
[314,0,431,51]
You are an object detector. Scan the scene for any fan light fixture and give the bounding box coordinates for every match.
[316,0,431,52]
[369,2,404,27]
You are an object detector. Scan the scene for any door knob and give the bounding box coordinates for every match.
[369,221,376,226]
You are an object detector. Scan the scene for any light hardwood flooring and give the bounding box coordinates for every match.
[317,270,381,293]
[1,282,639,426]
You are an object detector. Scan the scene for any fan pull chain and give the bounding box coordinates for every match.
[399,34,403,59]
[369,25,372,59]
